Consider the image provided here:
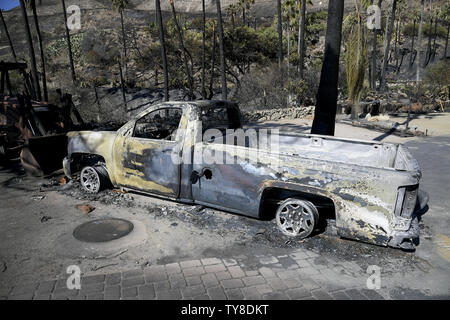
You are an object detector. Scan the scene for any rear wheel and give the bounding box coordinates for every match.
[80,165,108,193]
[276,198,319,238]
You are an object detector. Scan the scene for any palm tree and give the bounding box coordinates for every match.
[276,0,283,67]
[155,0,169,101]
[111,0,129,78]
[379,0,397,92]
[29,0,48,101]
[239,0,254,27]
[239,0,246,25]
[61,0,76,83]
[215,0,227,100]
[0,10,17,62]
[169,0,194,100]
[310,0,345,136]
[416,0,424,82]
[346,3,367,119]
[19,0,41,100]
[226,4,237,29]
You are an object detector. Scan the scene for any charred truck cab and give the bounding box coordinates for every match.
[63,100,428,251]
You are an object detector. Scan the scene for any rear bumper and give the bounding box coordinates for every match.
[388,190,429,250]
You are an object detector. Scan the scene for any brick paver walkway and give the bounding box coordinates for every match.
[0,247,389,300]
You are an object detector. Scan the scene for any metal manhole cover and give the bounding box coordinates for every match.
[73,218,134,243]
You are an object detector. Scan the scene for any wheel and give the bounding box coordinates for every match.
[275,198,319,238]
[80,165,106,193]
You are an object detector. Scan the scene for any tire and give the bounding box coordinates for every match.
[275,198,319,239]
[80,165,109,193]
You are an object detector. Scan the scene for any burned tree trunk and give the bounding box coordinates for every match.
[216,0,227,100]
[155,0,169,101]
[30,0,48,101]
[277,0,283,67]
[0,10,17,62]
[424,17,433,67]
[61,0,76,83]
[410,19,416,67]
[298,0,306,79]
[416,0,424,82]
[208,25,217,100]
[443,23,449,59]
[431,18,438,61]
[120,9,127,78]
[118,56,127,110]
[371,0,382,90]
[201,0,207,99]
[19,0,41,100]
[379,0,397,92]
[311,0,345,136]
[170,0,194,100]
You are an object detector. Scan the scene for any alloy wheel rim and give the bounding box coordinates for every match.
[81,167,100,193]
[277,200,315,238]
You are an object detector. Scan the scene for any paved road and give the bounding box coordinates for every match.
[0,248,388,300]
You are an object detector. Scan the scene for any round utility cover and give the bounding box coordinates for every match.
[73,218,134,243]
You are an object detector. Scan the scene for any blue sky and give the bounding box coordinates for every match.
[0,0,19,11]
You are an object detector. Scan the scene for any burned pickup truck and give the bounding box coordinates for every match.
[63,100,427,250]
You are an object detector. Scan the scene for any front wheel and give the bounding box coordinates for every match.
[275,198,318,239]
[80,165,108,193]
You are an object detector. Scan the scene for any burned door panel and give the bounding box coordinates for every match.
[113,107,184,197]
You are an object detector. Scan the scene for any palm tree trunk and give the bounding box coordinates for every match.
[379,0,397,92]
[298,0,306,79]
[170,0,194,100]
[0,10,17,62]
[61,0,76,83]
[201,0,206,99]
[155,0,169,101]
[19,0,41,100]
[311,0,344,136]
[216,0,227,100]
[416,0,424,82]
[30,0,48,101]
[277,0,283,67]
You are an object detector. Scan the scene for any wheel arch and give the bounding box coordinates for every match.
[68,152,108,176]
[258,182,337,221]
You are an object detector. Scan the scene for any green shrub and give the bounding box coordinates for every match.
[403,22,447,38]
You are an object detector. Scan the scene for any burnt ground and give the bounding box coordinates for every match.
[0,124,449,299]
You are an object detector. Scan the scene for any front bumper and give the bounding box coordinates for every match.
[63,156,73,179]
[388,189,429,251]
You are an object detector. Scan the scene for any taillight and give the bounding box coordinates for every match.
[394,185,419,218]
